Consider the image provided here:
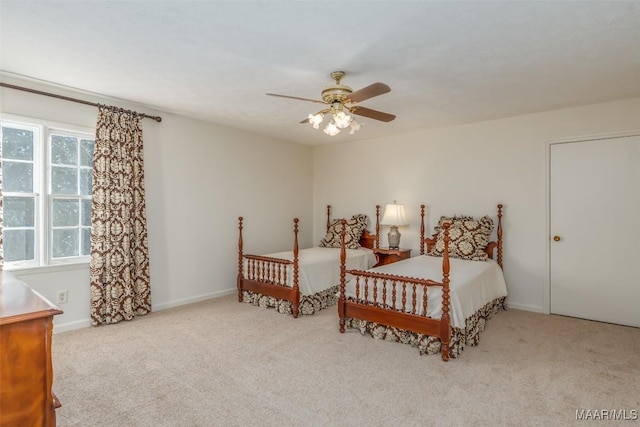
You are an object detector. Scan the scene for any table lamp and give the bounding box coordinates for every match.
[380,201,408,249]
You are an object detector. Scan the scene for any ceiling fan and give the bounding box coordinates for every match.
[266,71,396,136]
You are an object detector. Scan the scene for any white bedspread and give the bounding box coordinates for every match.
[345,255,507,329]
[255,247,377,296]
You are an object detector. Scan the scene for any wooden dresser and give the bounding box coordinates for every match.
[0,271,63,427]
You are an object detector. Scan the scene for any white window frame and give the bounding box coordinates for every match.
[1,114,95,271]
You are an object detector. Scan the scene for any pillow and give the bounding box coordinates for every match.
[319,214,368,249]
[429,215,493,261]
[433,215,473,233]
[350,214,368,231]
[431,215,474,248]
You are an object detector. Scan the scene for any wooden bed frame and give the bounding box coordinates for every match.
[237,205,381,318]
[338,204,503,361]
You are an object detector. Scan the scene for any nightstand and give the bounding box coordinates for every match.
[373,248,411,267]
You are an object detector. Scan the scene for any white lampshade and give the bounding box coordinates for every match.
[308,113,324,129]
[349,119,361,134]
[381,203,408,226]
[333,111,352,129]
[323,122,340,136]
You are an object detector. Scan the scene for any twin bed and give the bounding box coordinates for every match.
[237,206,379,317]
[237,204,507,361]
[339,204,506,361]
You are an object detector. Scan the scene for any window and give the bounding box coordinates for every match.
[1,116,94,269]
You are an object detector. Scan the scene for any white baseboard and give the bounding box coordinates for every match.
[152,288,236,311]
[54,319,92,334]
[53,288,237,334]
[506,301,545,313]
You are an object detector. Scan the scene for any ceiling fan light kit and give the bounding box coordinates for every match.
[267,71,395,137]
[309,105,362,135]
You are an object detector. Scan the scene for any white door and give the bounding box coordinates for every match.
[550,135,640,327]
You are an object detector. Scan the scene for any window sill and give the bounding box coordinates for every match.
[5,262,90,276]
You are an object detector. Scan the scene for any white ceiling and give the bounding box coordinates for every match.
[1,1,639,146]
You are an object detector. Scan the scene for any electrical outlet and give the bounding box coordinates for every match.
[57,290,69,305]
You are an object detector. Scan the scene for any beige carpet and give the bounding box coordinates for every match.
[52,295,640,427]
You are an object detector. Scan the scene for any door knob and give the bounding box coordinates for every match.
[553,235,561,242]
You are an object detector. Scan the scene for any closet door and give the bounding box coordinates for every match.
[549,135,640,327]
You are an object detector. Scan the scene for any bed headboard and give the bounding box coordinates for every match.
[420,204,503,268]
[326,204,380,250]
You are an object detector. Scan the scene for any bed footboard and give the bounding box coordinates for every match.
[338,220,452,361]
[237,217,301,317]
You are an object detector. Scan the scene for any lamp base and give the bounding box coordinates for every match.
[387,226,401,250]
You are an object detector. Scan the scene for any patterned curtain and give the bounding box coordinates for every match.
[90,107,151,325]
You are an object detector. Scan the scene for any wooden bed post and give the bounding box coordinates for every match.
[497,204,503,269]
[339,219,347,333]
[420,204,426,255]
[326,205,331,232]
[440,223,451,362]
[292,218,300,318]
[237,217,244,302]
[375,205,380,249]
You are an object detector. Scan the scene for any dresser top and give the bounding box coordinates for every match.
[0,271,63,325]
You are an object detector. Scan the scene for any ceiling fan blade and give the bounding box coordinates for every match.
[351,106,396,122]
[346,82,391,103]
[266,93,326,104]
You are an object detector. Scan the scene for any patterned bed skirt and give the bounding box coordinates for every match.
[344,296,507,358]
[241,285,339,316]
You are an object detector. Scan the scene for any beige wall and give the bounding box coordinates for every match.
[1,76,314,331]
[3,73,638,328]
[313,96,640,312]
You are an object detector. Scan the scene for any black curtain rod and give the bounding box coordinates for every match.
[0,82,162,122]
